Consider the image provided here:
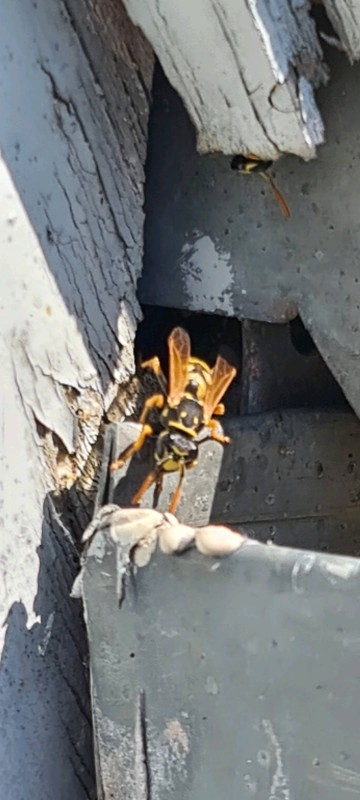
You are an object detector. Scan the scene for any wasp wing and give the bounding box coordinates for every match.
[203,356,236,423]
[167,327,191,406]
[245,152,262,161]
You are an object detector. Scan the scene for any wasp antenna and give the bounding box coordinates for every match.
[260,171,291,219]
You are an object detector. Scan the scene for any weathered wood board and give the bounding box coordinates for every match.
[0,1,153,797]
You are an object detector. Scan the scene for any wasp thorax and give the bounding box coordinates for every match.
[161,397,204,434]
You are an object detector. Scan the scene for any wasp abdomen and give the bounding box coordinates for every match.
[154,430,198,472]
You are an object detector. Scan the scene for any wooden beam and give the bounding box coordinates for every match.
[0,0,153,797]
[123,0,328,159]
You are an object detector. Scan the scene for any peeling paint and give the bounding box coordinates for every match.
[37,610,55,656]
[205,675,219,696]
[95,700,191,799]
[163,719,190,757]
[320,558,360,582]
[262,719,290,800]
[309,762,360,794]
[180,233,234,315]
[0,0,152,794]
[291,553,316,594]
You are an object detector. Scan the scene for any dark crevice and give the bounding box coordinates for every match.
[135,306,348,415]
[289,316,316,356]
[310,2,343,50]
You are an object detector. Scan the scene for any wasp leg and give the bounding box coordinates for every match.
[138,393,164,423]
[213,403,225,416]
[207,418,231,445]
[131,469,158,506]
[153,471,164,508]
[168,463,186,515]
[109,423,153,472]
[259,171,291,219]
[109,394,164,473]
[141,356,167,394]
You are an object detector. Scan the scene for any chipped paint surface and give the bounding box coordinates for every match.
[95,703,191,799]
[262,719,290,800]
[0,0,153,794]
[205,676,219,696]
[84,511,360,799]
[291,553,317,594]
[163,719,190,759]
[147,718,190,797]
[320,558,360,582]
[309,762,360,794]
[180,233,234,315]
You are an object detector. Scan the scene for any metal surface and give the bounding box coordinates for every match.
[81,521,360,800]
[140,53,360,418]
[105,411,360,553]
[81,413,360,798]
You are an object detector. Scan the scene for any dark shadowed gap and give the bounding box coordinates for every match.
[136,305,348,415]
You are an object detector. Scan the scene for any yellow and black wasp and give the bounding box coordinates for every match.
[110,327,237,514]
[231,153,291,219]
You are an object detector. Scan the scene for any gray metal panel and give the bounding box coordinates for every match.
[108,411,360,552]
[140,53,360,417]
[82,527,360,799]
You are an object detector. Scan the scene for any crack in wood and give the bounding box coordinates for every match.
[135,692,151,800]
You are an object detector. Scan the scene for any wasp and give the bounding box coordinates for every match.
[231,153,291,219]
[109,327,237,514]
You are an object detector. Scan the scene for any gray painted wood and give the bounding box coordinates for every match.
[81,522,360,799]
[108,411,360,554]
[76,408,360,797]
[0,0,153,797]
[123,0,327,159]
